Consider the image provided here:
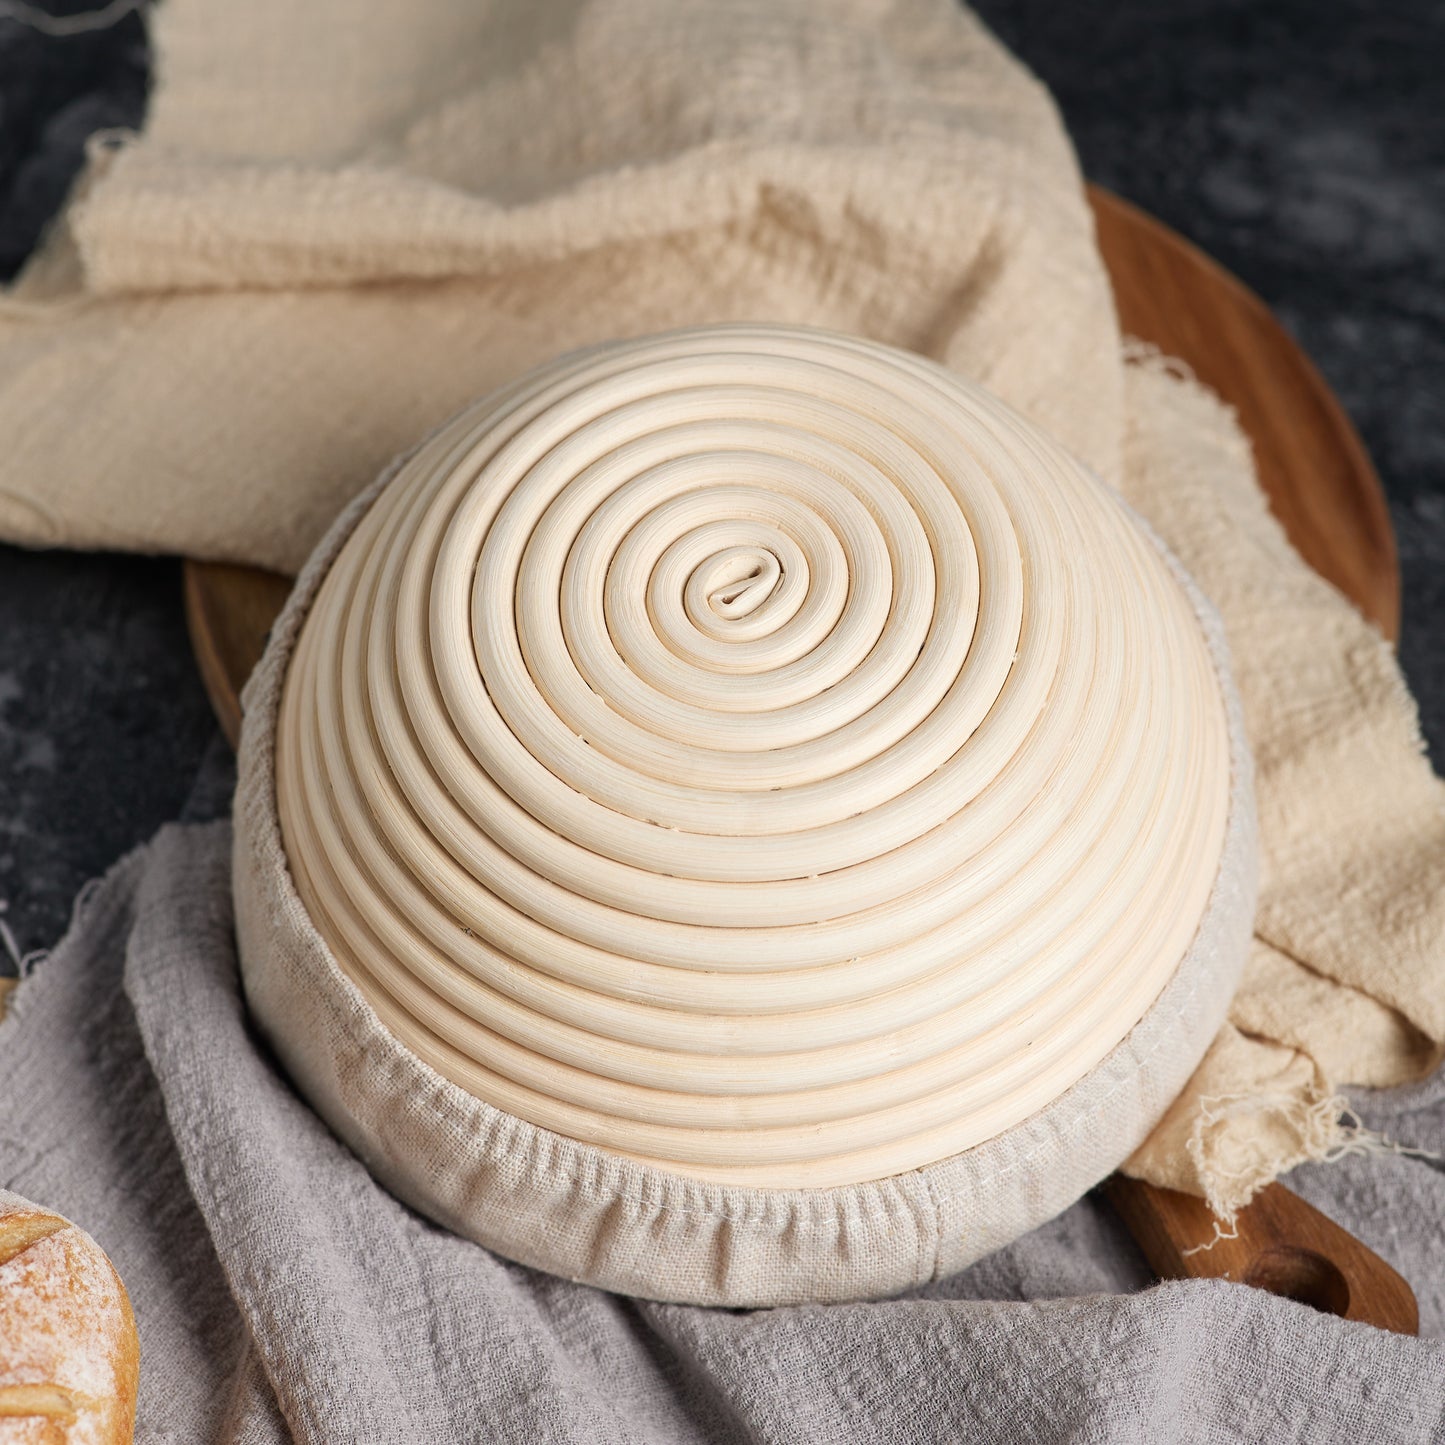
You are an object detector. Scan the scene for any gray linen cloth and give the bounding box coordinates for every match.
[2,816,1444,1443]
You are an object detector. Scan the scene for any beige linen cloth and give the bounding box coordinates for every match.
[1,0,1441,1225]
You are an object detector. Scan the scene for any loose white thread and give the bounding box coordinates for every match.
[1325,1103,1442,1166]
[1181,1217,1241,1259]
[1180,1091,1440,1253]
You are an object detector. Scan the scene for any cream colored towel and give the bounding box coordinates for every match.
[1,0,1440,1222]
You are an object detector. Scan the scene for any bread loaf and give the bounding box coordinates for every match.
[0,1197,138,1445]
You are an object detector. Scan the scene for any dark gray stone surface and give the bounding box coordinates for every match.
[0,0,147,278]
[0,549,221,969]
[971,0,1445,769]
[0,0,1441,965]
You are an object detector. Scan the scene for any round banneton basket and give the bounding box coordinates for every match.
[233,323,1256,1307]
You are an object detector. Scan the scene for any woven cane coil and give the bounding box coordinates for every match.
[275,324,1231,1189]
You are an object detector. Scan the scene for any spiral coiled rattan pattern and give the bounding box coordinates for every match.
[276,324,1231,1188]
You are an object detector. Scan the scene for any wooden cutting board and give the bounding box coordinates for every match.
[181,185,1416,1333]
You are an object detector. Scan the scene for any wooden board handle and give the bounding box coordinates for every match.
[1105,1175,1419,1334]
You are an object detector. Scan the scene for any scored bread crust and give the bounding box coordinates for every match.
[0,1200,138,1445]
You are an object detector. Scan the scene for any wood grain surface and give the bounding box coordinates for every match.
[180,184,1415,1330]
[183,562,293,750]
[1105,1176,1419,1334]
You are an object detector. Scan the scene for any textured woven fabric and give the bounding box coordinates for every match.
[3,824,1443,1443]
[0,0,1441,1224]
